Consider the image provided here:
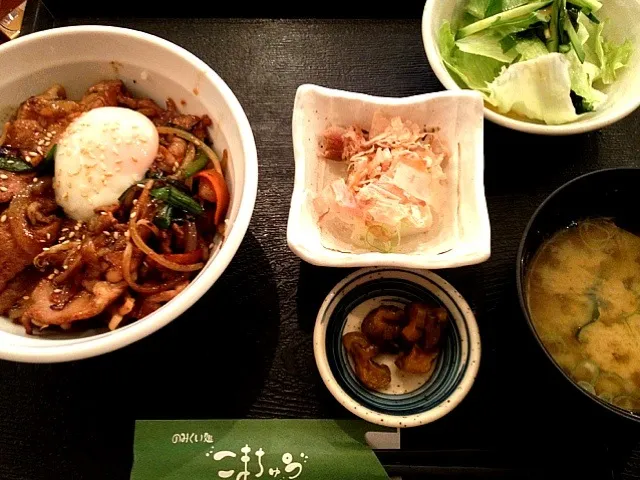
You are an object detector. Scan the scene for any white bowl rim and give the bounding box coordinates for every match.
[313,267,481,428]
[0,25,258,363]
[421,1,640,136]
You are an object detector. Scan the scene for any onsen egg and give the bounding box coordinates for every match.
[54,107,159,221]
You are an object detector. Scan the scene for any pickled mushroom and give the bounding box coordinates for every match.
[395,344,439,374]
[361,305,406,350]
[342,331,391,390]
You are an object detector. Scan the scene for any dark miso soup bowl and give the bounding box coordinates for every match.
[516,167,640,424]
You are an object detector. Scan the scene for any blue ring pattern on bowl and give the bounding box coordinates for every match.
[324,269,470,416]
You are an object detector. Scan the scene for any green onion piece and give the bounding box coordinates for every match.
[564,14,585,62]
[154,204,174,229]
[457,0,553,39]
[0,156,35,173]
[145,170,190,193]
[150,186,204,216]
[547,0,561,52]
[559,44,571,53]
[37,144,57,174]
[182,149,209,178]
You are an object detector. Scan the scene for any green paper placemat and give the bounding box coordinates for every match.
[131,419,393,480]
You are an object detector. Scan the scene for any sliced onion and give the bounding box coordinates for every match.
[157,126,222,175]
[137,219,161,238]
[122,242,189,293]
[129,218,204,272]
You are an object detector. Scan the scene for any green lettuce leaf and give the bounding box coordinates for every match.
[486,0,531,17]
[565,50,607,111]
[577,13,633,85]
[578,11,602,64]
[466,0,491,19]
[513,35,550,60]
[601,38,633,84]
[438,21,506,92]
[485,52,579,124]
[456,31,519,62]
[457,1,552,38]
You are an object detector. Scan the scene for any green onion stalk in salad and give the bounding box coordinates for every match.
[438,0,633,124]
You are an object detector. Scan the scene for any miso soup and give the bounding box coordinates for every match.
[526,218,640,412]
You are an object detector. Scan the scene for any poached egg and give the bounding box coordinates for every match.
[54,107,159,221]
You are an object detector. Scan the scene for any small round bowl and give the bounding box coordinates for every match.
[314,267,481,428]
[517,168,640,423]
[0,26,258,362]
[422,0,640,135]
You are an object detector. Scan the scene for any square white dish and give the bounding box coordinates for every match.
[287,84,490,269]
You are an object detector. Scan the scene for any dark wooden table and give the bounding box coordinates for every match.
[2,2,640,479]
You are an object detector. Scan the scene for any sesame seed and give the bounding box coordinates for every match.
[63,265,68,269]
[81,234,86,240]
[37,139,45,146]
[130,212,137,219]
[0,174,7,180]
[53,289,62,294]
[51,131,57,135]
[63,240,70,245]
[6,160,13,164]
[61,228,69,232]
[103,231,110,236]
[0,215,6,223]
[42,247,50,251]
[209,243,214,250]
[47,274,54,280]
[28,151,38,157]
[132,199,138,205]
[74,225,80,231]
[53,269,60,274]
[36,147,43,155]
[46,233,51,239]
[0,187,8,192]
[68,232,75,238]
[174,161,179,168]
[113,232,120,239]
[124,231,130,238]
[22,296,29,300]
[32,177,38,183]
[136,183,145,188]
[100,211,107,216]
[59,237,66,242]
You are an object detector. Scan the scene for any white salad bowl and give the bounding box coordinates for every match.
[0,26,258,362]
[422,0,640,135]
[288,84,490,269]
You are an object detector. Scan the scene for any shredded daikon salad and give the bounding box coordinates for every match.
[314,112,449,253]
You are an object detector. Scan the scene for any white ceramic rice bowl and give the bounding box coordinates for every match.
[0,26,258,362]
